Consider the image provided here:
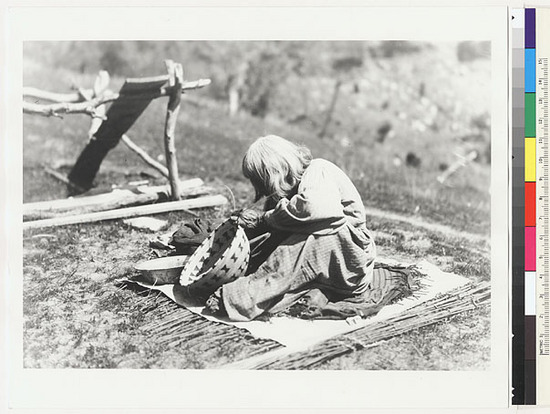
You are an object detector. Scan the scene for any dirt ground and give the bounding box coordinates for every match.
[22,201,490,369]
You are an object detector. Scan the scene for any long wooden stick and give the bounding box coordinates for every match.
[437,150,478,184]
[135,179,209,198]
[22,79,212,118]
[43,165,85,194]
[25,192,162,221]
[163,60,183,201]
[318,79,342,139]
[24,185,213,220]
[120,134,170,178]
[22,79,211,104]
[23,87,88,103]
[23,93,123,117]
[23,195,228,229]
[23,178,205,215]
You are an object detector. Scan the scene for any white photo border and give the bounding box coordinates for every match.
[5,6,509,410]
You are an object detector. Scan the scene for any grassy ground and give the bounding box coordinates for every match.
[22,210,490,369]
[22,42,491,369]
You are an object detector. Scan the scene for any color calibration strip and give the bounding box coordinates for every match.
[511,8,527,405]
[535,8,550,407]
[513,7,550,406]
[523,7,536,405]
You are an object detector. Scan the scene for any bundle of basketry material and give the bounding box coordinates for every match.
[169,218,213,255]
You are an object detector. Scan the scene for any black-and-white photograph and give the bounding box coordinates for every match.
[20,39,494,371]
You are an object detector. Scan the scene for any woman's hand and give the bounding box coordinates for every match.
[230,208,265,229]
[205,287,226,316]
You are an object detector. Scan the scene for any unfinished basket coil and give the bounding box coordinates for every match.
[178,219,250,298]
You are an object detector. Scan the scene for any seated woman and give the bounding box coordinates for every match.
[206,135,409,321]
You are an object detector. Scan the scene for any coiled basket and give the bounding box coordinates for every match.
[178,219,250,299]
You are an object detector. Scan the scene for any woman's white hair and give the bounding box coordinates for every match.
[242,135,312,203]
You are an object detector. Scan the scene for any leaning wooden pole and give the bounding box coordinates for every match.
[121,134,170,178]
[318,79,342,139]
[164,60,183,201]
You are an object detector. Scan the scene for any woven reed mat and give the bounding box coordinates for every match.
[127,258,480,367]
[233,280,489,369]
